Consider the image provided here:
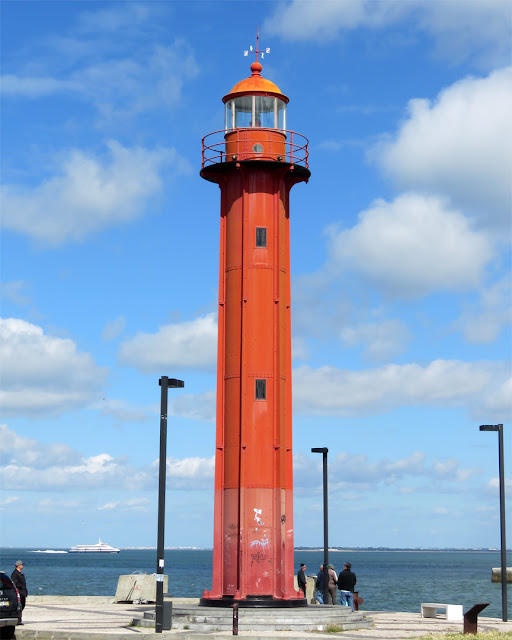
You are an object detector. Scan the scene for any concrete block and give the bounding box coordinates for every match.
[491,567,512,583]
[114,574,168,602]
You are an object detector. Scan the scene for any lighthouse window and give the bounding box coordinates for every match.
[256,227,267,247]
[225,100,235,130]
[276,99,286,131]
[255,379,267,400]
[255,96,276,128]
[233,96,253,128]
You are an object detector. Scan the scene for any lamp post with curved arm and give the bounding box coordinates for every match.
[155,376,184,633]
[480,423,508,622]
[311,447,329,605]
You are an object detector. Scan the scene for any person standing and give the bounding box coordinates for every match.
[11,560,27,624]
[297,563,307,598]
[337,562,357,611]
[315,564,325,604]
[327,564,338,605]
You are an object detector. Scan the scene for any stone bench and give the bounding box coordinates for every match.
[421,602,463,621]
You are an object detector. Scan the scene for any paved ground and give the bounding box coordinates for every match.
[14,598,512,639]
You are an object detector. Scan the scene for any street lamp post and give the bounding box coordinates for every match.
[311,447,329,605]
[480,424,508,622]
[155,376,184,634]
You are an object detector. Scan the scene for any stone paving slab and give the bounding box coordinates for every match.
[14,599,512,639]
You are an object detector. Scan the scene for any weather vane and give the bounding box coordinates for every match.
[244,26,270,61]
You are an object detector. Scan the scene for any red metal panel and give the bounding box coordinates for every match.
[201,156,308,605]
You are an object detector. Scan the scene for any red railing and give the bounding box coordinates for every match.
[202,128,309,169]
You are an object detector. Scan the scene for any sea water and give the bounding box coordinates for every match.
[1,548,510,619]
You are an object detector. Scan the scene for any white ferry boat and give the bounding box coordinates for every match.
[69,538,120,553]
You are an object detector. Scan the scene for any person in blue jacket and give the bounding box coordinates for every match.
[315,564,325,604]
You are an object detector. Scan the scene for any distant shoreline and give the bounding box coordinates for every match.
[296,548,507,553]
[2,546,508,553]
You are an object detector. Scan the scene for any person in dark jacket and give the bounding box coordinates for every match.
[297,563,307,597]
[315,564,325,604]
[337,562,357,611]
[11,560,27,624]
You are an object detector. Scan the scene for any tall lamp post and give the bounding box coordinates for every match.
[155,376,184,633]
[311,447,329,605]
[480,424,508,622]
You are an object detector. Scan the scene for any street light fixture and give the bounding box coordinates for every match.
[155,376,184,633]
[311,447,329,605]
[479,424,508,622]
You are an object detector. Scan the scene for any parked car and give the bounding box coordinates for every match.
[0,571,20,639]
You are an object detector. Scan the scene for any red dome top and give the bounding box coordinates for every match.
[223,62,289,104]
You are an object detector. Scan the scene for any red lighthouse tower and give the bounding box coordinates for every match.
[200,51,310,607]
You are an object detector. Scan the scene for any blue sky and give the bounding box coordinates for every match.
[1,0,511,551]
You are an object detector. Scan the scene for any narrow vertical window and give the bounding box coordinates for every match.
[255,379,266,400]
[256,227,267,248]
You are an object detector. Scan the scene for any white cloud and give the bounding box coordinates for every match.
[91,398,151,423]
[2,1,199,121]
[98,502,119,511]
[416,1,512,68]
[0,281,31,306]
[118,313,218,373]
[456,278,512,344]
[0,425,80,469]
[292,359,509,417]
[483,376,512,417]
[327,193,493,297]
[339,318,411,362]
[485,477,512,493]
[265,1,410,40]
[73,41,198,119]
[432,458,480,482]
[165,455,215,489]
[433,506,449,515]
[1,141,189,245]
[77,2,163,34]
[35,497,83,511]
[265,1,511,67]
[398,487,415,494]
[0,425,214,492]
[98,498,150,512]
[0,426,145,491]
[1,75,75,97]
[101,316,126,342]
[292,271,352,338]
[0,318,107,416]
[0,497,21,508]
[292,336,309,361]
[294,450,480,492]
[168,391,216,422]
[372,67,512,229]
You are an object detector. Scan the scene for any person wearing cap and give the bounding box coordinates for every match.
[327,564,338,605]
[11,560,28,623]
[297,562,307,597]
[337,562,357,611]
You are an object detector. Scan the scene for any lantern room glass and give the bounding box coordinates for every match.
[225,96,286,130]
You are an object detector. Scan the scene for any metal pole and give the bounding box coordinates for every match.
[232,603,239,635]
[155,376,169,634]
[322,449,329,606]
[498,425,508,622]
[312,447,329,604]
